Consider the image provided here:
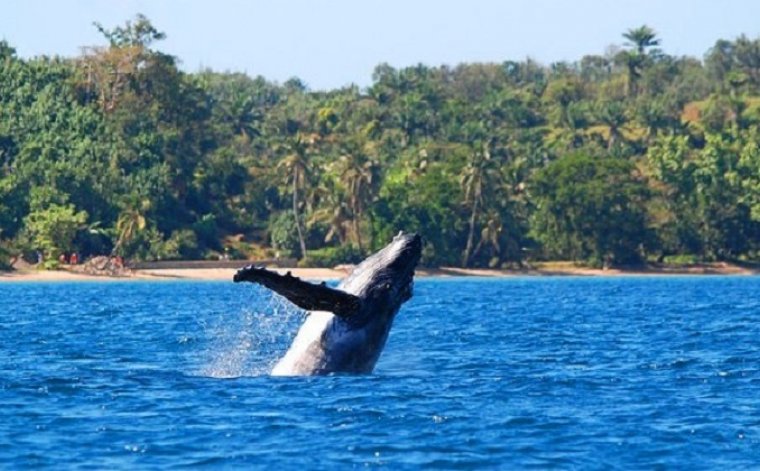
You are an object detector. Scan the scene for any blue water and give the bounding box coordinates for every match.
[1,277,759,469]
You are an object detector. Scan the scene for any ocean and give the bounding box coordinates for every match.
[1,277,758,468]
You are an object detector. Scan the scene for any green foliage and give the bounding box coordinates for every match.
[170,229,200,259]
[192,214,221,252]
[530,153,649,266]
[122,226,185,261]
[23,203,88,264]
[301,245,364,268]
[0,243,11,270]
[2,17,760,269]
[662,254,701,265]
[94,13,166,48]
[373,148,465,266]
[647,130,760,260]
[269,211,301,258]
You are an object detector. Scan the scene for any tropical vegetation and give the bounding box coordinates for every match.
[2,17,760,268]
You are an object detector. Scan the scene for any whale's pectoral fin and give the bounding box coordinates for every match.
[233,266,360,318]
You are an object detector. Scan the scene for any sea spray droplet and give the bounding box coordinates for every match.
[197,287,304,377]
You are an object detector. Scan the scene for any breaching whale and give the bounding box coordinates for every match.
[233,232,422,376]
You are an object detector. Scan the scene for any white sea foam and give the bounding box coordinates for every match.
[198,288,303,378]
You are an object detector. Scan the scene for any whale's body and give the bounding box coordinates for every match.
[234,232,422,376]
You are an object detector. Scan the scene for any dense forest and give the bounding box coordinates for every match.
[2,15,760,269]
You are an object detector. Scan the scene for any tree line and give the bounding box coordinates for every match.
[1,16,760,269]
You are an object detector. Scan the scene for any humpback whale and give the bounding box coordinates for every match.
[234,232,422,376]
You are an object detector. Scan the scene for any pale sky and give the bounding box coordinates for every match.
[2,0,760,90]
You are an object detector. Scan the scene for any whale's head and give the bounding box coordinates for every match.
[340,232,422,318]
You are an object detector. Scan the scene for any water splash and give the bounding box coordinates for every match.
[198,287,304,378]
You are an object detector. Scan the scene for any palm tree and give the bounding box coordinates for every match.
[113,199,150,256]
[472,210,503,264]
[633,97,680,141]
[335,135,380,251]
[308,181,352,245]
[594,99,629,150]
[278,132,312,259]
[615,49,643,97]
[619,26,661,96]
[623,25,660,55]
[226,94,261,142]
[460,140,502,267]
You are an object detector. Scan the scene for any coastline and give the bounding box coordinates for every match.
[0,262,756,282]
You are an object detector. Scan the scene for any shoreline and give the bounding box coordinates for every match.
[0,262,757,282]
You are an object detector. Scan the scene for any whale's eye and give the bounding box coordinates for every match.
[384,282,392,291]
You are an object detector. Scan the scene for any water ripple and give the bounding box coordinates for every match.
[1,277,759,468]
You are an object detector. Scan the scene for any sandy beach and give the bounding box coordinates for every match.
[0,261,756,282]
